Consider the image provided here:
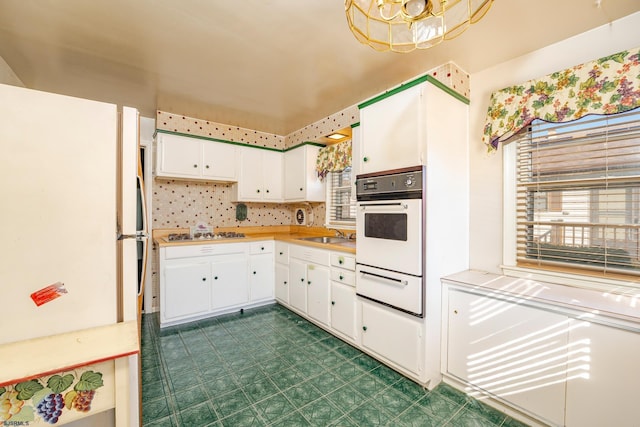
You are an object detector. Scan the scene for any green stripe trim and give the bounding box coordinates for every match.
[351,122,360,128]
[284,141,325,152]
[155,129,326,152]
[358,74,469,109]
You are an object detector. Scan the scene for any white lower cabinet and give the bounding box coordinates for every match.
[285,245,335,328]
[249,242,274,302]
[159,241,275,327]
[442,277,640,427]
[306,264,330,326]
[211,255,249,309]
[565,322,640,427]
[274,263,289,304]
[289,259,308,313]
[330,282,356,341]
[446,289,568,426]
[360,300,424,378]
[274,242,289,304]
[162,261,211,322]
[329,252,357,342]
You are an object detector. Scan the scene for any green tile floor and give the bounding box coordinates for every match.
[141,304,529,426]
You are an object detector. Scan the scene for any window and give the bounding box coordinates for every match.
[326,167,356,226]
[510,110,640,276]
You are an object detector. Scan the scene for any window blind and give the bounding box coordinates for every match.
[327,168,356,225]
[514,109,640,276]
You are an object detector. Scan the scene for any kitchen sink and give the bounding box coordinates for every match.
[297,236,353,244]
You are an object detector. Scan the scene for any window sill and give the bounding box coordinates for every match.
[501,264,640,296]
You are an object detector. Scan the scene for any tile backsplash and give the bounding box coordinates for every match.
[153,179,325,229]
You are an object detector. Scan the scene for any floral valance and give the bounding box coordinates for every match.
[483,46,640,151]
[316,140,352,180]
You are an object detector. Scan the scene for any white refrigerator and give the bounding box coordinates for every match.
[0,83,146,426]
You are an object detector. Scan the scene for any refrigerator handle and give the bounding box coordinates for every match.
[117,231,149,241]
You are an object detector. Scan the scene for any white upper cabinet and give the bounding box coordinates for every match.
[233,147,283,202]
[358,79,468,174]
[156,132,238,181]
[202,140,238,180]
[284,144,325,202]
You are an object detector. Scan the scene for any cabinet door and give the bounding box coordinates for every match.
[289,259,307,313]
[162,261,210,321]
[158,134,201,177]
[330,281,356,341]
[237,148,264,201]
[249,253,274,301]
[211,255,249,309]
[351,124,361,203]
[262,150,283,201]
[447,290,568,426]
[360,84,423,173]
[565,322,640,427]
[307,264,330,326]
[361,300,423,377]
[274,263,289,304]
[202,141,237,180]
[284,146,305,200]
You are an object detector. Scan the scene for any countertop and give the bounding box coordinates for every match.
[153,225,356,254]
[442,270,640,328]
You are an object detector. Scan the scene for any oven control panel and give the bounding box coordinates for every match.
[356,166,424,200]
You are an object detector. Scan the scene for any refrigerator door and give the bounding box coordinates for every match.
[0,83,119,344]
[118,106,144,426]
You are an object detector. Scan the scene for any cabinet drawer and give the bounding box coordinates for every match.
[290,244,330,266]
[331,269,355,287]
[275,241,289,264]
[250,240,273,254]
[330,253,355,271]
[163,242,247,259]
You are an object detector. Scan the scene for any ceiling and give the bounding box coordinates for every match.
[0,1,638,136]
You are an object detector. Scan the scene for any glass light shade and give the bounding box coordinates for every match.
[345,0,493,53]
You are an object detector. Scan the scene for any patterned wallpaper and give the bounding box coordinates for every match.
[152,179,325,229]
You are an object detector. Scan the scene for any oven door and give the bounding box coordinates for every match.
[356,198,423,275]
[356,264,423,316]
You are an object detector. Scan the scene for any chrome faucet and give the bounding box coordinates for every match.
[330,228,346,238]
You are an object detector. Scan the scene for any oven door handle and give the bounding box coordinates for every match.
[359,270,408,286]
[359,202,408,211]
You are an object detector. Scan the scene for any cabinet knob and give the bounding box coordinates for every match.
[266,189,270,193]
[205,164,210,169]
[256,189,261,193]
[193,164,198,168]
[284,281,287,285]
[339,259,343,264]
[279,251,283,255]
[253,271,257,275]
[261,247,265,251]
[202,277,206,281]
[307,281,311,285]
[363,157,368,162]
[362,326,367,331]
[300,278,304,282]
[299,187,303,191]
[331,301,335,305]
[214,276,218,280]
[454,310,458,315]
[339,275,344,280]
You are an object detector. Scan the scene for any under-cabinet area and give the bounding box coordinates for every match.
[441,270,640,427]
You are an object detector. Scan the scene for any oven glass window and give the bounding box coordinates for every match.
[364,213,407,241]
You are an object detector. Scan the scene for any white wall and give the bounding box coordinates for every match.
[0,55,24,86]
[468,12,640,273]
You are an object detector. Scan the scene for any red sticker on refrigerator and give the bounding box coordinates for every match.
[30,282,68,306]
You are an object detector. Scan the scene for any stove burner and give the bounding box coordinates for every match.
[167,233,191,241]
[166,231,246,241]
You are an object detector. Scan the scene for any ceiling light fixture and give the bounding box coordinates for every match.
[326,132,348,140]
[345,0,494,53]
